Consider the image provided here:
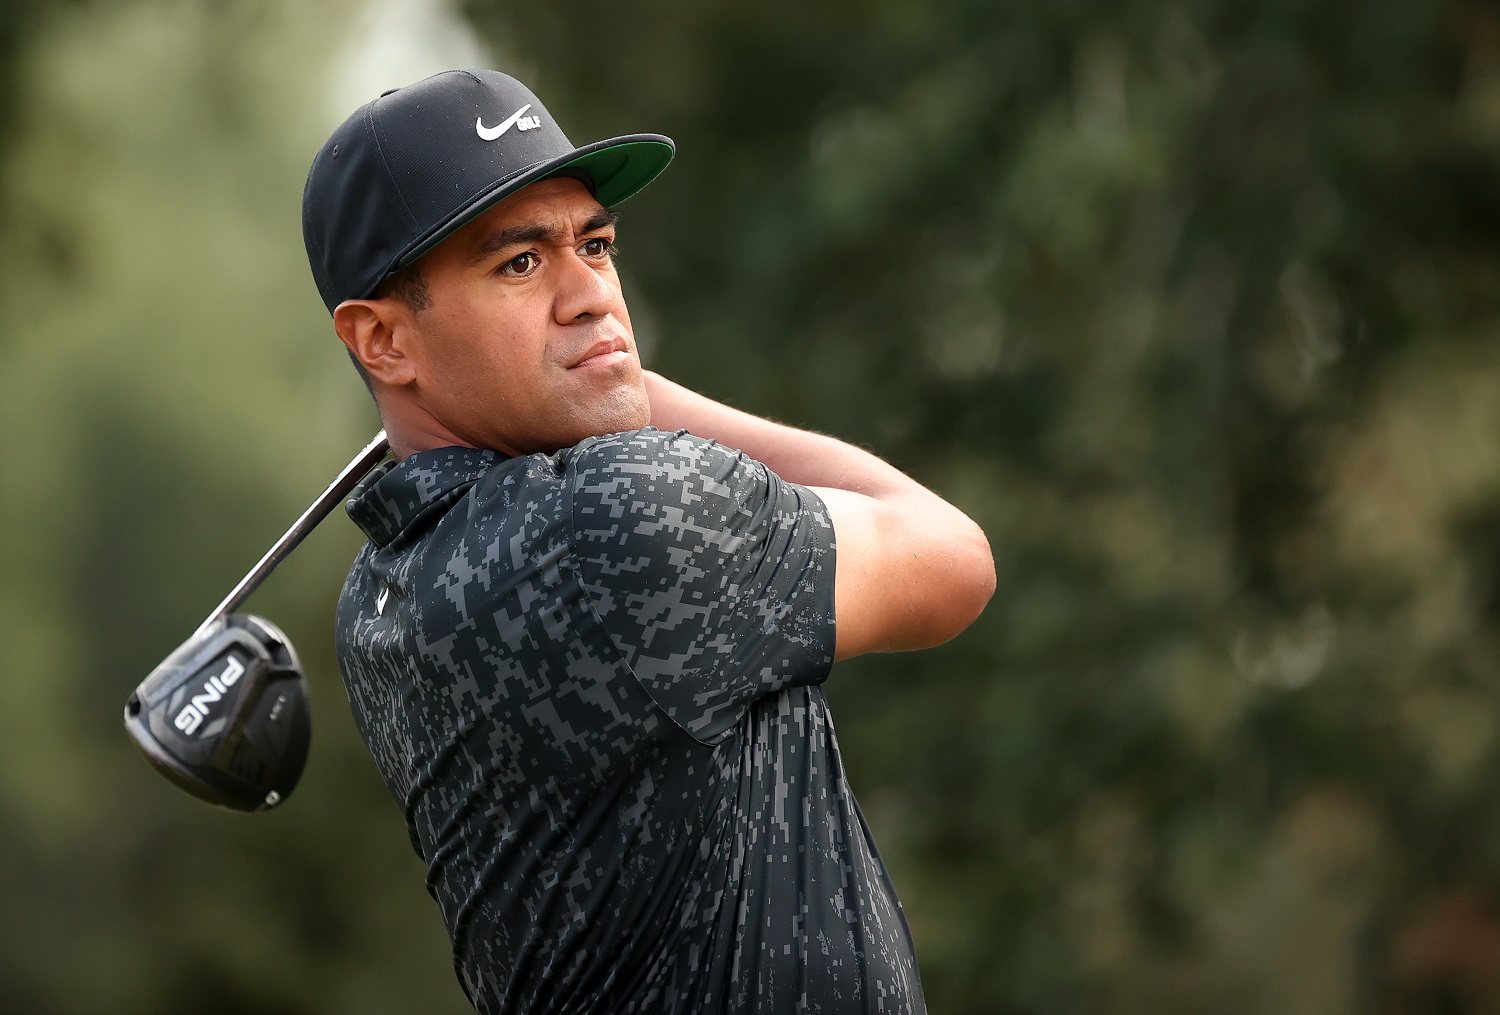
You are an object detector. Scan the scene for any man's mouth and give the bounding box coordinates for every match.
[569,337,630,369]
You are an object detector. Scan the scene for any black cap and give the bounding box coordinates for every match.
[302,69,674,313]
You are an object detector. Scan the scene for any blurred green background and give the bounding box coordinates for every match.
[4,0,1500,1011]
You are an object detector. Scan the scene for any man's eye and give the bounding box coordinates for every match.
[501,252,538,276]
[582,238,616,259]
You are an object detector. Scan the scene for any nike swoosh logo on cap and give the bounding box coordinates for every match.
[476,104,532,141]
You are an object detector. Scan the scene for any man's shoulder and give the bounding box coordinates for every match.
[564,427,770,528]
[564,426,748,474]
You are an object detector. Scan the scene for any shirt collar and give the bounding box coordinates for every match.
[345,445,507,547]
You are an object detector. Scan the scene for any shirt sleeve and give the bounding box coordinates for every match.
[566,428,837,746]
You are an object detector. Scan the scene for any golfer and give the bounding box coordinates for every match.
[303,69,994,1014]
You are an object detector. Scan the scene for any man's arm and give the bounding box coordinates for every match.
[643,371,995,661]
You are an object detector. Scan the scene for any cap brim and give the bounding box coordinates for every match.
[393,133,674,274]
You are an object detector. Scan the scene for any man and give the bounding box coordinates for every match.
[303,69,994,1014]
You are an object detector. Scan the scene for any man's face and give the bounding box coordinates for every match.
[396,177,649,456]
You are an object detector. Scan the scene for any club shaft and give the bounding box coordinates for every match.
[195,431,391,638]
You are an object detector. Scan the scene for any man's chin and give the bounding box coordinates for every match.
[523,385,650,454]
[580,388,653,442]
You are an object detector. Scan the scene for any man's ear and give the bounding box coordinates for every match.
[333,299,418,387]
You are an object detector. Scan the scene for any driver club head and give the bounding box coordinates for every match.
[124,614,311,812]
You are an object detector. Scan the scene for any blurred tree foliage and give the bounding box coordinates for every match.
[4,0,1500,1012]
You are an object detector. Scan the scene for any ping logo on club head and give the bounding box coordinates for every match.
[173,654,246,737]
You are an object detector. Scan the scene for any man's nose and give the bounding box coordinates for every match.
[554,250,620,323]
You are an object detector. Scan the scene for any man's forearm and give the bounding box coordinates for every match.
[643,370,915,499]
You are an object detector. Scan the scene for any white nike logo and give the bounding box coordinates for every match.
[476,103,532,141]
[376,587,389,615]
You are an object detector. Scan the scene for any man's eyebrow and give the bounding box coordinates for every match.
[582,209,620,234]
[467,224,556,266]
[466,209,621,266]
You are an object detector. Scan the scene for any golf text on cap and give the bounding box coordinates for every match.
[476,103,541,141]
[174,654,245,736]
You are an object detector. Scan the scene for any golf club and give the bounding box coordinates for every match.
[124,431,390,811]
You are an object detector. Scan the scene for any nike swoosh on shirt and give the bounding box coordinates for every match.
[376,587,389,615]
[476,104,532,141]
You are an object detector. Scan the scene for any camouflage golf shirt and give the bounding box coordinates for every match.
[335,427,924,1014]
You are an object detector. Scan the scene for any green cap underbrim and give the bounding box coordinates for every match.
[554,139,675,208]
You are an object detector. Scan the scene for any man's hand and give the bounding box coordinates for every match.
[644,372,995,660]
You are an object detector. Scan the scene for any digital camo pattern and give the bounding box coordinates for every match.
[336,428,925,1014]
